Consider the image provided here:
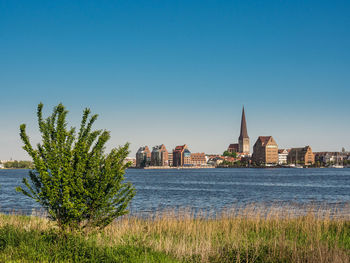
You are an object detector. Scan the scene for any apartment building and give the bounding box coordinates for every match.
[173,144,191,167]
[151,144,169,166]
[136,146,151,167]
[278,149,289,165]
[288,146,315,165]
[190,153,207,166]
[251,136,278,165]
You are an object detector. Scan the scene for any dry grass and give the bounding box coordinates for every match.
[1,204,349,263]
[0,213,52,231]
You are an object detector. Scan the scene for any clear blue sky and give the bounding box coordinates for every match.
[1,0,349,160]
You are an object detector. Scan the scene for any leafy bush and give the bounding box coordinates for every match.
[17,103,135,231]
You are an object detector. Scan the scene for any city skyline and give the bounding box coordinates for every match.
[0,104,348,160]
[1,1,350,160]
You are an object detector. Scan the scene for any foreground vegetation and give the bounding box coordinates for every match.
[17,103,135,231]
[0,206,349,263]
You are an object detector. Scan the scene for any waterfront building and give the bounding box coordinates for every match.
[168,152,173,166]
[314,152,332,165]
[278,149,289,165]
[227,106,250,155]
[288,146,315,165]
[190,153,207,166]
[136,146,151,167]
[314,152,347,165]
[173,144,191,167]
[183,149,192,166]
[252,136,278,165]
[151,144,169,166]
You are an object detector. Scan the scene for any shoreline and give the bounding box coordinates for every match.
[143,166,215,170]
[128,166,349,170]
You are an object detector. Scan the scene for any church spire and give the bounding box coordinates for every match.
[238,106,250,154]
[239,106,249,139]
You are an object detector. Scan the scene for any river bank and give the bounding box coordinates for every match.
[143,166,215,169]
[0,205,349,262]
[130,165,350,169]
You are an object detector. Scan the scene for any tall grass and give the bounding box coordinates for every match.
[0,204,349,262]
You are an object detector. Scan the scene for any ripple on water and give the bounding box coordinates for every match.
[0,168,349,215]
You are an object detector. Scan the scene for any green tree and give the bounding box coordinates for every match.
[223,151,229,156]
[16,103,135,231]
[223,151,237,158]
[3,160,32,169]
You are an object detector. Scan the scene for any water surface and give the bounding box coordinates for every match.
[0,168,349,215]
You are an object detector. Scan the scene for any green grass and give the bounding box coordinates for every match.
[0,225,180,263]
[0,208,349,263]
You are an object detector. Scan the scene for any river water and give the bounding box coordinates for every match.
[0,168,349,215]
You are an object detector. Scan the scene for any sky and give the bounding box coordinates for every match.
[0,0,349,160]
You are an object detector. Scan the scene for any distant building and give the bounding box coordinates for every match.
[136,146,151,167]
[183,149,192,166]
[190,153,207,166]
[227,106,250,155]
[168,152,173,166]
[173,144,191,167]
[278,149,289,165]
[238,107,250,154]
[227,144,239,153]
[288,146,315,165]
[314,152,332,165]
[252,136,278,165]
[314,152,348,165]
[151,144,169,166]
[173,145,185,167]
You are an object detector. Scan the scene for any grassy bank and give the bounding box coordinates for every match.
[0,206,349,262]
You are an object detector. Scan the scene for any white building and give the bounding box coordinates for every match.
[278,149,289,165]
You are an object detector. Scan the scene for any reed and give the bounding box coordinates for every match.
[0,204,349,262]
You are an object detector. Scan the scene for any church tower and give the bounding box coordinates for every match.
[238,106,250,154]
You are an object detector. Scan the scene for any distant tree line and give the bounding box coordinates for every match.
[3,160,33,169]
[219,159,249,168]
